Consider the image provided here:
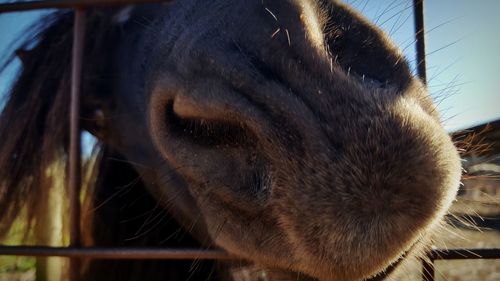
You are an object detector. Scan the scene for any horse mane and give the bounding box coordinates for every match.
[0,8,116,237]
[0,11,73,236]
[82,147,220,281]
[0,9,222,280]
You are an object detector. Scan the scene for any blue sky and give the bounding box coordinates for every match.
[346,0,500,131]
[1,0,499,132]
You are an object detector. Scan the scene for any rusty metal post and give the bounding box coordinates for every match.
[421,257,435,281]
[0,0,168,12]
[68,8,86,281]
[413,0,427,83]
[0,246,232,260]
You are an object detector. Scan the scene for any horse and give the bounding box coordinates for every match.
[0,1,462,280]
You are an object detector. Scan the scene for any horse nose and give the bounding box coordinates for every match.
[272,98,462,281]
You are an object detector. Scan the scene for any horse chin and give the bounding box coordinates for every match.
[226,253,405,281]
[205,203,430,281]
[363,240,420,281]
[229,265,317,281]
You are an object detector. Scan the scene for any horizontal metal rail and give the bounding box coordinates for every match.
[422,248,500,281]
[0,246,232,260]
[0,246,498,260]
[0,0,170,13]
[429,248,500,260]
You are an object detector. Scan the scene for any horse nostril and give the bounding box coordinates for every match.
[165,100,252,147]
[148,83,273,213]
[149,78,278,154]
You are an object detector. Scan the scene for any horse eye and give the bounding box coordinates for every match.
[165,101,250,147]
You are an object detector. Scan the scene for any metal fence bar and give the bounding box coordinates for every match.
[421,258,435,281]
[429,248,500,260]
[0,246,232,260]
[0,245,498,261]
[68,7,86,281]
[413,0,427,83]
[421,248,500,281]
[0,0,169,13]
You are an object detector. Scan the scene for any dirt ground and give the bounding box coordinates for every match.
[0,270,34,281]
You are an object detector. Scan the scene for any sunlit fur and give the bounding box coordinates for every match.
[0,1,461,280]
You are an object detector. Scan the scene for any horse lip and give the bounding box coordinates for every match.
[362,258,402,281]
[362,239,420,281]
